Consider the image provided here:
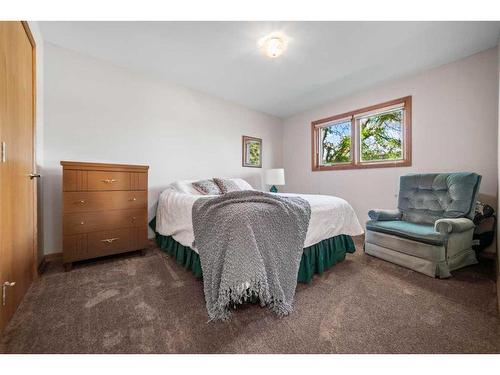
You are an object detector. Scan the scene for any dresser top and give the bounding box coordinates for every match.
[60,161,149,172]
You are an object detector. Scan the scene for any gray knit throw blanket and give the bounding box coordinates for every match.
[192,190,311,321]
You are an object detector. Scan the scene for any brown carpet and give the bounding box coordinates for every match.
[1,238,499,354]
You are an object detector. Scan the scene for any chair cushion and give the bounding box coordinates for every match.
[397,173,481,225]
[365,230,445,262]
[366,220,446,246]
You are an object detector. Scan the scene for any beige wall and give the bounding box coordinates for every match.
[43,43,283,254]
[283,48,499,228]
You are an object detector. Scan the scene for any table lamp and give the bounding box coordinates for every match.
[265,168,285,193]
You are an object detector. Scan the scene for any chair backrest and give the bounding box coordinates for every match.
[398,173,481,225]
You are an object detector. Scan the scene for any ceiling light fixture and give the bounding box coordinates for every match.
[258,32,289,59]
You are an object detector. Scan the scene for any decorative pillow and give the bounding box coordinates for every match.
[170,180,203,195]
[191,179,222,195]
[230,178,254,191]
[213,177,242,194]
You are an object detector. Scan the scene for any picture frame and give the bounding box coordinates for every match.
[242,135,262,168]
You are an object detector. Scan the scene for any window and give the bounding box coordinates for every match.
[312,96,411,171]
[319,119,352,165]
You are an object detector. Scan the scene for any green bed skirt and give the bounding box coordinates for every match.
[150,218,355,284]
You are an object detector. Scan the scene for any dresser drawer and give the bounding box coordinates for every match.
[63,191,147,213]
[63,234,88,263]
[88,227,148,258]
[63,227,148,262]
[63,170,147,191]
[63,208,147,235]
[86,171,131,191]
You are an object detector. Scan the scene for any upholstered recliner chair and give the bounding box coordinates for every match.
[365,173,481,278]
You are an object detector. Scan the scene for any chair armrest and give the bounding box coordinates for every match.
[434,218,475,234]
[368,209,402,221]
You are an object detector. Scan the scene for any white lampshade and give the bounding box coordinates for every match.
[265,168,285,186]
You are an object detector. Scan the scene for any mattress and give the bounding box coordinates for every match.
[154,180,364,251]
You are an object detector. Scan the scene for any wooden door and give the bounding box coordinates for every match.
[0,21,37,332]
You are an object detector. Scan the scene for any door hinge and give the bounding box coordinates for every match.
[1,141,6,163]
[2,281,16,306]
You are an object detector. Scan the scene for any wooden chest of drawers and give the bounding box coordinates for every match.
[61,161,149,270]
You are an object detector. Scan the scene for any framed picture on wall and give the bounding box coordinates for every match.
[242,135,262,168]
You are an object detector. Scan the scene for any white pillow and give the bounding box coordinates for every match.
[225,178,254,191]
[169,180,203,195]
[169,178,254,195]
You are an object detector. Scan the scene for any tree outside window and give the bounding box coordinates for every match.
[359,109,403,162]
[320,120,352,165]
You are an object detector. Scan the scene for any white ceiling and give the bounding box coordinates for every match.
[39,21,500,118]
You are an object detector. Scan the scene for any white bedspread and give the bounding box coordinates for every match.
[155,187,364,251]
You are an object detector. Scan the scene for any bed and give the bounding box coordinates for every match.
[151,178,363,283]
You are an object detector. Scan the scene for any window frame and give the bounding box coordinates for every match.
[318,117,354,167]
[311,96,412,171]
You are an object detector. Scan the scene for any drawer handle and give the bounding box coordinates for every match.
[80,222,85,225]
[129,197,137,201]
[101,179,118,183]
[101,237,119,244]
[131,216,137,221]
[76,200,86,205]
